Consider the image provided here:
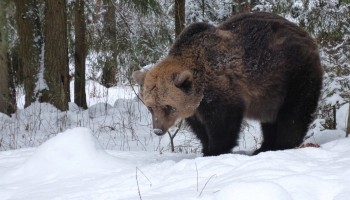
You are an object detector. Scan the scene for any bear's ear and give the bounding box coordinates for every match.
[132,70,146,86]
[173,70,193,92]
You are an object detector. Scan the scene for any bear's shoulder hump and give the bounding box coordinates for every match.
[170,22,215,54]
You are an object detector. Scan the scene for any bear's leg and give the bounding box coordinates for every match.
[204,124,241,156]
[189,103,244,156]
[187,111,242,156]
[252,105,315,155]
[253,112,312,155]
[273,105,314,151]
[253,83,319,155]
[186,116,209,154]
[202,109,243,156]
[252,122,278,155]
[273,79,320,152]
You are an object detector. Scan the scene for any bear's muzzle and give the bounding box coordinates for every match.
[153,128,164,136]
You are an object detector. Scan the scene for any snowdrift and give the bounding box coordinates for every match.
[1,127,350,199]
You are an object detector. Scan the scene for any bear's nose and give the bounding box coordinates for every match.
[153,128,163,136]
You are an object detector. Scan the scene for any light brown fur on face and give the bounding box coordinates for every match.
[133,57,203,135]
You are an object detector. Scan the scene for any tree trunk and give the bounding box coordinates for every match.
[232,0,251,14]
[14,0,42,108]
[333,105,337,129]
[74,0,87,109]
[175,0,185,38]
[347,102,350,137]
[201,0,204,18]
[7,52,17,114]
[238,0,251,13]
[42,0,70,111]
[0,0,13,116]
[101,0,117,88]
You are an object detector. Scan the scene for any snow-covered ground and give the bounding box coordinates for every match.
[1,81,349,199]
[1,128,350,199]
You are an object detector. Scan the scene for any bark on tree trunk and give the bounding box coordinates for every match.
[0,62,10,116]
[238,0,251,13]
[175,0,185,38]
[14,0,42,108]
[0,1,11,116]
[7,52,17,114]
[74,0,87,109]
[42,0,70,111]
[101,0,117,88]
[346,102,350,137]
[0,1,16,116]
[333,105,337,130]
[232,0,251,14]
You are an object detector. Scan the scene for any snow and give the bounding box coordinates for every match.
[2,78,350,199]
[337,103,349,131]
[305,129,345,145]
[140,63,155,72]
[213,181,293,200]
[0,126,350,199]
[3,0,350,198]
[70,80,138,108]
[21,128,122,174]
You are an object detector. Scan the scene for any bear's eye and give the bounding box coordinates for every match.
[163,105,176,115]
[148,107,153,113]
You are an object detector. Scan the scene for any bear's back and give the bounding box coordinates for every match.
[218,12,319,71]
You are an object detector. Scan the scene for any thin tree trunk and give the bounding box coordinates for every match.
[0,62,10,115]
[333,105,336,129]
[346,102,350,137]
[0,0,12,116]
[74,0,87,109]
[42,0,70,111]
[175,0,185,38]
[232,0,251,14]
[14,0,42,108]
[201,0,204,18]
[7,52,17,114]
[238,0,250,13]
[101,0,117,88]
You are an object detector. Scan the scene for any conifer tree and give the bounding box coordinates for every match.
[14,0,42,108]
[42,0,70,111]
[0,0,12,115]
[74,0,88,109]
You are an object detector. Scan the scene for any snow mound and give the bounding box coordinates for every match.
[1,138,350,199]
[88,103,113,117]
[16,127,122,180]
[322,137,350,152]
[305,130,345,145]
[214,181,292,200]
[68,102,80,111]
[0,112,11,120]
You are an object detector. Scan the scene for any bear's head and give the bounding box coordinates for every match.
[132,57,203,136]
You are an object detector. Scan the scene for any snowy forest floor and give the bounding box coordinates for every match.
[0,80,349,200]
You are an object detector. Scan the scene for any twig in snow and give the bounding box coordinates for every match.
[199,174,217,197]
[167,120,183,152]
[135,167,152,200]
[121,73,144,105]
[195,161,198,192]
[136,167,142,200]
[136,167,152,186]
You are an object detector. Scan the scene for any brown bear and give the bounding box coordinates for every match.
[132,12,323,156]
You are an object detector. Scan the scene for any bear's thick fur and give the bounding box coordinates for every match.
[133,12,323,156]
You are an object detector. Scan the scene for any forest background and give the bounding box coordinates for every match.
[0,0,349,151]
